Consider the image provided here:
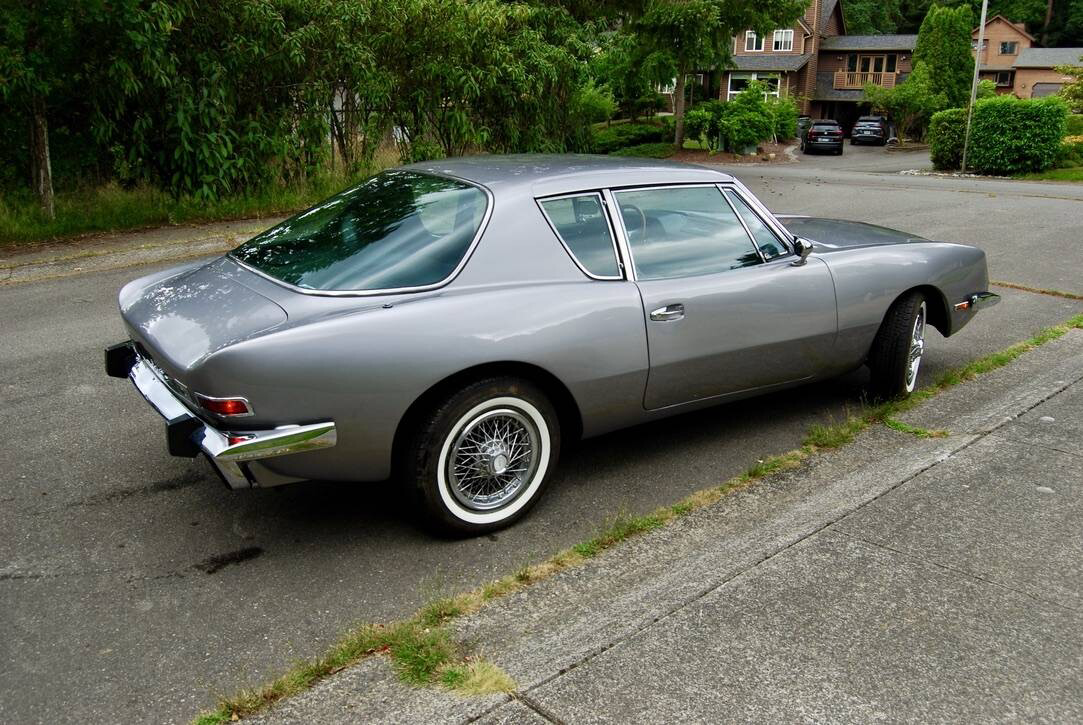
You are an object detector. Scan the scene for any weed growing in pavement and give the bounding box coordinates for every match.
[194,313,1083,725]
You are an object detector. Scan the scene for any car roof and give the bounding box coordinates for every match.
[403,153,735,198]
[812,119,840,125]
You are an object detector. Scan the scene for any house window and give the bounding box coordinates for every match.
[1000,41,1018,54]
[657,78,676,94]
[886,54,897,72]
[772,29,793,51]
[745,31,764,52]
[847,54,858,72]
[995,71,1012,86]
[728,73,781,100]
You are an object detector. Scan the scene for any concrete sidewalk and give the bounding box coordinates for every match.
[254,330,1083,724]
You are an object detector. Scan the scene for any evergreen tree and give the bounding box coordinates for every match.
[913,4,975,109]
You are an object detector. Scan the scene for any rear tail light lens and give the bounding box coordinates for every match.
[196,394,253,417]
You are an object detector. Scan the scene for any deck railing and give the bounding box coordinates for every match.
[833,71,898,90]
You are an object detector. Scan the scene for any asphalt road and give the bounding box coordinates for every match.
[3,145,1082,723]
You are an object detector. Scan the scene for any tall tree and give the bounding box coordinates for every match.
[844,0,904,34]
[913,4,975,109]
[632,0,805,149]
[0,0,83,219]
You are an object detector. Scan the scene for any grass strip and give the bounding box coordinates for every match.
[991,281,1083,301]
[194,313,1083,724]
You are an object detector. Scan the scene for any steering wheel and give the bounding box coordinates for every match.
[622,204,648,244]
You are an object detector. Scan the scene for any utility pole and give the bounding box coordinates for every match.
[961,0,989,172]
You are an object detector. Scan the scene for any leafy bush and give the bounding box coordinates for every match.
[976,79,997,99]
[721,83,775,151]
[864,62,946,141]
[966,96,1068,174]
[682,108,712,146]
[575,82,617,125]
[609,142,676,158]
[1066,115,1083,136]
[592,123,666,154]
[767,97,799,140]
[1055,138,1083,168]
[929,107,967,170]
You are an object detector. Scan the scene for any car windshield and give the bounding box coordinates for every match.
[232,171,488,292]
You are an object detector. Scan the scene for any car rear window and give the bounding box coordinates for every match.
[232,171,488,292]
[538,194,621,279]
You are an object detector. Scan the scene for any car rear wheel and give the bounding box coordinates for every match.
[404,377,560,535]
[867,292,928,400]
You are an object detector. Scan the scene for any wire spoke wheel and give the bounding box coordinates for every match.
[446,408,540,512]
[905,301,927,392]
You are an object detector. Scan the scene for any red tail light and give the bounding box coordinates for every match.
[196,394,253,417]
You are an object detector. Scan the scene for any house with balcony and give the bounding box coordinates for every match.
[721,0,916,130]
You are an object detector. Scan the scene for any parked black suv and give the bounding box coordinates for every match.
[801,120,844,155]
[851,115,888,146]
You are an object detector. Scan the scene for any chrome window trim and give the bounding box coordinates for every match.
[535,191,625,281]
[609,183,765,282]
[602,188,636,281]
[228,170,495,298]
[718,185,791,262]
[717,186,768,264]
[725,179,796,255]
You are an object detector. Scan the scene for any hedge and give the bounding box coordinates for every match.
[1067,115,1083,136]
[592,123,667,154]
[929,96,1068,174]
[929,108,967,170]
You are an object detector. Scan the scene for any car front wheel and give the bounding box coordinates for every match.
[867,292,928,400]
[405,377,560,535]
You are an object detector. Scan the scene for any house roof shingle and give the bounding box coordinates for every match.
[819,34,918,51]
[730,53,813,72]
[1013,47,1083,68]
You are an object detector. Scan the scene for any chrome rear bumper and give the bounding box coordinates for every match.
[954,291,1001,312]
[106,343,336,489]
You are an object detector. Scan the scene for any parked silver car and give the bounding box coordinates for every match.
[106,155,999,534]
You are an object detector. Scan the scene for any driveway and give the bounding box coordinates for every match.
[2,157,1082,723]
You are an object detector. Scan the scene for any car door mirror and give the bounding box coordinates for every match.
[791,237,813,266]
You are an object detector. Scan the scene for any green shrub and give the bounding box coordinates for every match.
[591,123,665,154]
[682,108,711,146]
[767,97,799,140]
[1066,115,1083,136]
[1055,139,1083,168]
[609,142,676,158]
[929,107,967,170]
[967,96,1068,174]
[575,82,617,125]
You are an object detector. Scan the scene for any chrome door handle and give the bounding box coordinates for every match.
[649,304,685,322]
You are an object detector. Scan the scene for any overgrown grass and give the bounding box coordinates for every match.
[1018,167,1083,182]
[193,312,1083,725]
[0,161,393,246]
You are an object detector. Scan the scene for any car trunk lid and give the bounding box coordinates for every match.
[120,257,288,373]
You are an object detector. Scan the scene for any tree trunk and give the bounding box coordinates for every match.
[1042,0,1054,45]
[673,70,687,149]
[30,94,55,220]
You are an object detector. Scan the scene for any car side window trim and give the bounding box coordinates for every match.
[724,180,796,256]
[718,185,791,262]
[718,188,768,264]
[535,191,626,281]
[608,183,766,282]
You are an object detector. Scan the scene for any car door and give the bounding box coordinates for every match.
[609,184,838,411]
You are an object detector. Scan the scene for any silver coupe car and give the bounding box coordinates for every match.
[106,155,999,534]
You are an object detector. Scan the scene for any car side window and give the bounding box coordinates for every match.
[538,194,621,279]
[724,190,786,260]
[614,186,761,280]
